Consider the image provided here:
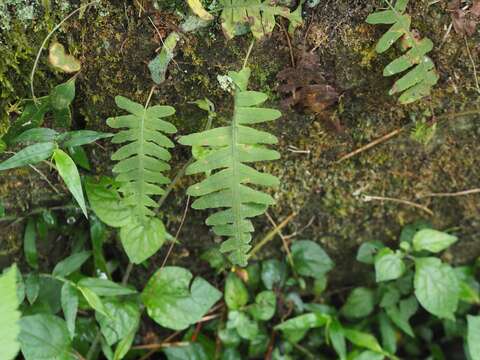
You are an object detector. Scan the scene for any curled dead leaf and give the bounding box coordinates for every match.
[48,42,81,73]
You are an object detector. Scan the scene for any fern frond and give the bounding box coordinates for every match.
[220,0,300,40]
[366,0,439,104]
[179,68,281,266]
[106,96,177,263]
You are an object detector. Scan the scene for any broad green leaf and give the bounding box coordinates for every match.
[414,257,459,319]
[50,80,75,110]
[412,229,458,253]
[374,248,406,282]
[119,216,167,264]
[25,273,40,305]
[291,240,334,279]
[248,290,276,321]
[68,146,90,170]
[96,299,140,346]
[467,315,480,360]
[77,277,136,297]
[85,177,133,228]
[343,328,383,354]
[52,251,91,277]
[52,107,72,128]
[24,218,38,269]
[113,325,137,360]
[60,130,113,148]
[187,0,214,20]
[341,287,375,319]
[275,312,329,332]
[0,266,21,360]
[77,285,108,316]
[261,259,287,290]
[225,273,249,310]
[226,310,259,340]
[0,142,55,171]
[179,68,280,266]
[356,241,384,264]
[163,343,209,360]
[141,266,222,330]
[329,318,346,360]
[48,42,81,73]
[148,32,180,84]
[61,283,79,339]
[53,149,88,218]
[13,128,59,144]
[19,314,74,360]
[4,97,50,143]
[400,220,432,243]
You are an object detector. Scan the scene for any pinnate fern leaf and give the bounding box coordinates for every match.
[179,68,281,266]
[220,0,299,39]
[366,0,438,104]
[106,96,177,263]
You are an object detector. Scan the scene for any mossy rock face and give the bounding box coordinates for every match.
[1,1,479,283]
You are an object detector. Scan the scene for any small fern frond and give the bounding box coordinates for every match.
[105,96,177,264]
[366,0,439,104]
[179,68,281,266]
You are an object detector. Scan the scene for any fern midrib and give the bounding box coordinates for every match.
[231,93,242,250]
[137,108,147,222]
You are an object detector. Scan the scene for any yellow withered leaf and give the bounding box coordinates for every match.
[48,42,81,73]
[187,0,214,21]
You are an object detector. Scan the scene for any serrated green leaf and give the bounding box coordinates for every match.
[248,290,276,321]
[96,299,140,346]
[374,248,406,282]
[0,142,55,171]
[142,266,222,330]
[341,287,375,319]
[53,149,88,218]
[0,265,21,360]
[385,295,417,337]
[414,257,459,319]
[412,228,458,253]
[356,241,384,264]
[291,240,334,279]
[226,311,259,340]
[179,68,280,266]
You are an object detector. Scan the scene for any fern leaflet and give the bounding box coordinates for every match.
[106,96,177,263]
[366,0,438,104]
[179,68,281,266]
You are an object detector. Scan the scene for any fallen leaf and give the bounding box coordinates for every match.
[187,0,214,21]
[48,42,81,73]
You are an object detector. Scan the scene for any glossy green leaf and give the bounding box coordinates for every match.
[142,266,222,330]
[261,259,287,290]
[179,68,280,266]
[50,80,75,110]
[52,251,91,277]
[225,273,249,310]
[248,290,276,321]
[19,314,74,360]
[61,283,79,339]
[96,299,140,346]
[24,218,38,269]
[0,142,55,171]
[341,287,375,319]
[343,328,383,353]
[53,148,88,218]
[13,128,59,144]
[374,248,406,282]
[467,315,480,360]
[291,240,334,279]
[356,241,384,264]
[412,229,458,253]
[0,266,21,360]
[414,257,459,319]
[77,277,136,297]
[78,285,108,316]
[226,310,259,340]
[61,130,113,148]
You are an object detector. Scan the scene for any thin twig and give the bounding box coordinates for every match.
[265,212,295,270]
[243,38,255,69]
[160,195,190,268]
[464,36,480,94]
[418,188,480,198]
[28,164,60,194]
[361,194,433,216]
[279,20,295,68]
[248,212,297,259]
[132,341,188,351]
[30,0,99,101]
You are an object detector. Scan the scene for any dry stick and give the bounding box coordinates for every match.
[336,108,480,163]
[30,0,100,101]
[248,212,297,259]
[265,212,295,270]
[160,195,191,268]
[361,194,434,216]
[418,188,480,198]
[279,20,295,68]
[464,36,480,94]
[243,38,256,69]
